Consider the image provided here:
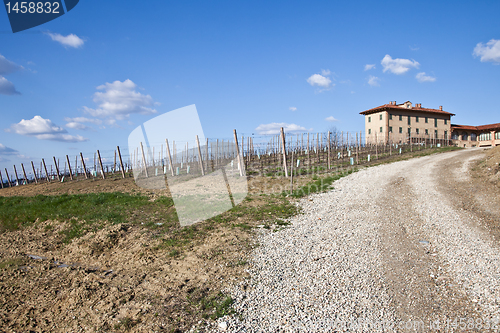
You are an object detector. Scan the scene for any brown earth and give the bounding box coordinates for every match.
[0,172,314,332]
[1,147,498,332]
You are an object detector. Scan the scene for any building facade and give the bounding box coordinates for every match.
[451,123,500,148]
[360,100,499,147]
[360,101,454,145]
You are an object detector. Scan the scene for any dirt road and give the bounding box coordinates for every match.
[225,148,500,332]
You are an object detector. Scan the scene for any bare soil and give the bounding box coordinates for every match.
[1,147,498,332]
[0,173,304,332]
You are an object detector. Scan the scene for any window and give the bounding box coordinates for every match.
[479,133,492,141]
[408,128,411,135]
[435,130,438,138]
[471,133,477,141]
[389,114,393,120]
[389,126,393,133]
[425,129,429,135]
[416,116,419,122]
[408,117,411,125]
[461,133,468,141]
[368,129,371,134]
[444,131,448,140]
[452,132,459,140]
[399,127,403,133]
[380,127,383,133]
[368,116,371,123]
[425,117,428,123]
[399,115,403,121]
[496,132,500,140]
[434,118,438,127]
[416,128,419,135]
[379,114,383,120]
[444,119,448,125]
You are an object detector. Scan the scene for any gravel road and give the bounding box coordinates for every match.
[215,148,500,332]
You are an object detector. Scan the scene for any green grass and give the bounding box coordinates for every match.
[285,168,357,198]
[200,292,235,320]
[0,192,177,243]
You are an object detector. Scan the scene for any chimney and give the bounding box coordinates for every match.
[439,106,443,111]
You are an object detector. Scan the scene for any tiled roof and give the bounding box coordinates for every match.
[452,123,500,131]
[450,124,479,131]
[360,104,455,116]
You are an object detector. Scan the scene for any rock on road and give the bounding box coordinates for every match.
[218,148,500,332]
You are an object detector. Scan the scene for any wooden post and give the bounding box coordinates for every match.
[42,159,50,182]
[165,139,175,177]
[21,163,28,185]
[0,170,3,188]
[290,150,294,193]
[93,153,96,174]
[13,165,20,185]
[356,132,359,165]
[205,138,209,172]
[139,142,149,178]
[375,132,378,159]
[196,135,205,176]
[216,139,219,167]
[327,131,331,169]
[4,168,11,187]
[114,150,117,173]
[52,156,61,181]
[410,131,413,152]
[66,155,73,180]
[233,129,244,177]
[97,150,106,179]
[116,146,126,179]
[280,127,289,177]
[31,161,38,184]
[316,133,320,165]
[80,153,88,179]
[307,132,310,169]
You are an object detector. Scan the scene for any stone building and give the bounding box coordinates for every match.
[360,100,499,147]
[451,123,500,148]
[360,101,454,145]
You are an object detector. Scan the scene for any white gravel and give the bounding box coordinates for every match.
[211,149,500,332]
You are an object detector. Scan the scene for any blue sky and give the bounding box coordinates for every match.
[1,0,499,174]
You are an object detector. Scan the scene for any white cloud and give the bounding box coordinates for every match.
[367,75,380,87]
[65,122,91,130]
[46,32,85,48]
[307,74,332,89]
[381,54,419,75]
[0,54,22,95]
[255,122,311,135]
[64,116,102,125]
[0,54,23,75]
[0,143,18,155]
[364,64,375,71]
[473,39,500,64]
[83,79,157,120]
[64,116,102,130]
[321,69,331,76]
[8,115,88,142]
[0,76,20,95]
[416,72,436,83]
[289,107,297,111]
[325,116,339,122]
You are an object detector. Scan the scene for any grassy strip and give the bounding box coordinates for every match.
[0,192,177,242]
[281,168,357,198]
